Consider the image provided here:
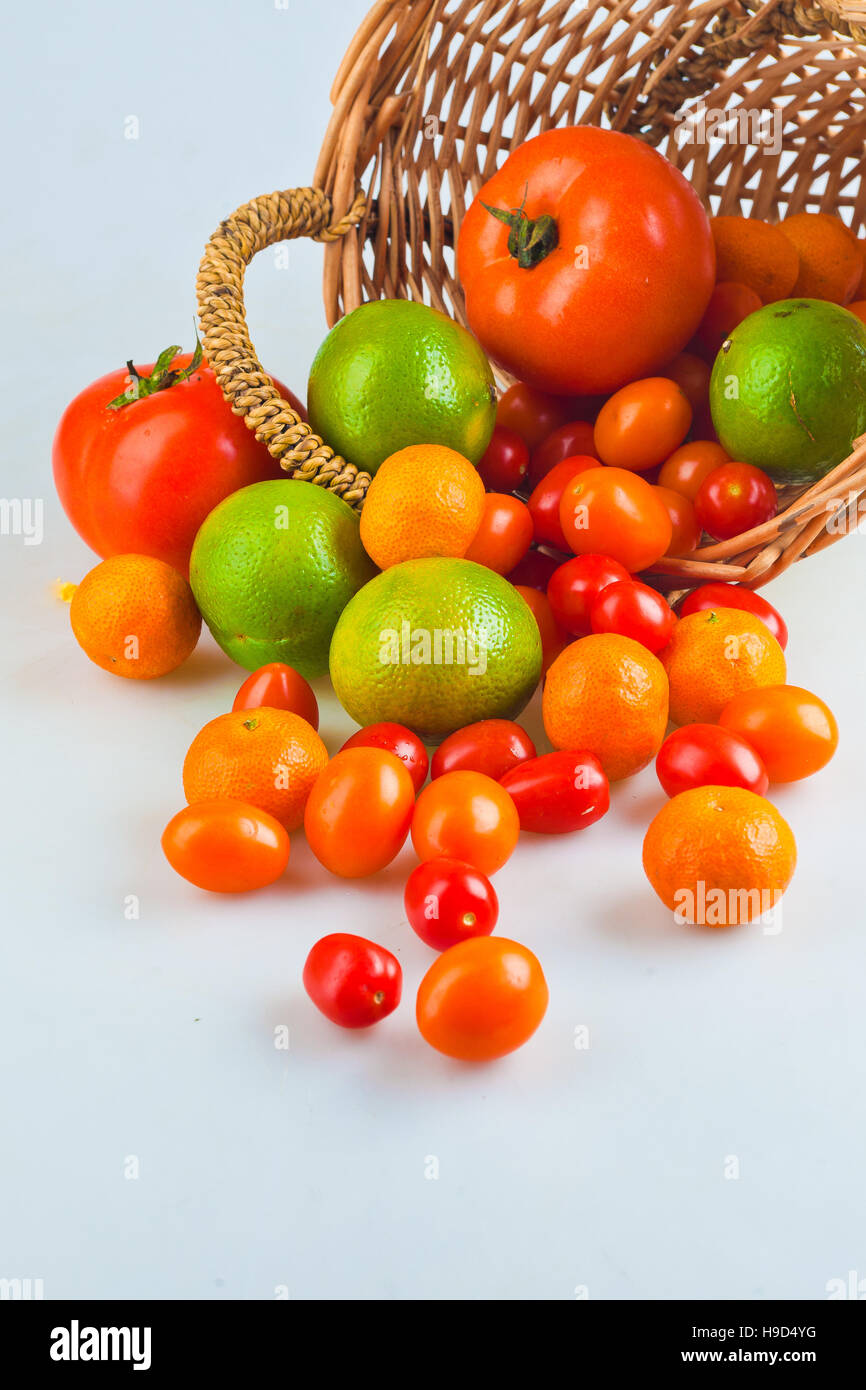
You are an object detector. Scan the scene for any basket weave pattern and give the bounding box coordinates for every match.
[197,0,866,589]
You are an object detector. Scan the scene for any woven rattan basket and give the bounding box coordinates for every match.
[197,0,866,591]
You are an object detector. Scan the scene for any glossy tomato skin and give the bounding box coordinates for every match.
[411,770,520,875]
[304,748,415,878]
[653,485,700,557]
[559,467,673,572]
[233,663,319,728]
[528,456,597,550]
[655,725,769,798]
[339,722,429,792]
[303,933,401,1029]
[478,425,530,492]
[546,553,631,636]
[529,420,598,486]
[416,937,549,1061]
[404,857,499,951]
[500,751,609,834]
[719,685,839,782]
[695,462,777,541]
[52,355,302,577]
[458,127,714,396]
[678,583,788,649]
[657,440,729,500]
[464,493,533,575]
[496,383,575,449]
[161,799,290,893]
[431,719,536,782]
[593,377,692,471]
[589,579,676,654]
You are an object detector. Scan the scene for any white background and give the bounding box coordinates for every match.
[2,0,865,1300]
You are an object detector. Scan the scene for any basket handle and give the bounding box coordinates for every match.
[196,186,370,508]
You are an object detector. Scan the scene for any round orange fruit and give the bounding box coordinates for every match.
[779,212,862,304]
[660,607,785,725]
[182,708,328,830]
[69,553,201,679]
[643,785,796,927]
[359,444,485,569]
[542,633,669,781]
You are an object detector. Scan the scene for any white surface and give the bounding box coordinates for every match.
[2,0,865,1301]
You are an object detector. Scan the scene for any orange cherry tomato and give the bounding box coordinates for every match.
[514,585,569,673]
[719,685,839,783]
[654,485,700,556]
[464,493,534,575]
[233,662,319,728]
[304,748,415,878]
[657,440,730,500]
[411,770,519,876]
[339,722,429,792]
[416,936,549,1061]
[593,378,692,472]
[661,351,711,412]
[161,799,290,893]
[559,467,672,572]
[696,281,762,356]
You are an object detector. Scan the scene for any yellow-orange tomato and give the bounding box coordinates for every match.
[719,685,839,783]
[411,770,519,875]
[304,747,415,878]
[658,440,730,500]
[593,377,692,472]
[161,800,290,893]
[654,485,700,556]
[416,936,549,1061]
[559,467,672,572]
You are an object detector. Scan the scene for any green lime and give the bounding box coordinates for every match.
[307,300,497,475]
[710,298,866,485]
[329,557,542,742]
[190,480,376,677]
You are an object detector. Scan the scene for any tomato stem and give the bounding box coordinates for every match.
[481,185,559,269]
[107,330,204,411]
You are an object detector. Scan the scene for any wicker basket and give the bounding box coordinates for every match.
[197,0,866,591]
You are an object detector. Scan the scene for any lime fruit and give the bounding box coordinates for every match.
[710,298,866,485]
[190,480,376,677]
[329,557,542,741]
[307,300,497,475]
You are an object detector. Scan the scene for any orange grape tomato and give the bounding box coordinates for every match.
[161,799,290,893]
[304,747,415,878]
[559,467,672,572]
[654,485,700,556]
[657,441,730,500]
[416,936,549,1061]
[719,685,839,783]
[411,770,520,875]
[593,377,692,472]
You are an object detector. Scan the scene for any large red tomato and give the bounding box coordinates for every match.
[457,127,715,395]
[52,347,304,577]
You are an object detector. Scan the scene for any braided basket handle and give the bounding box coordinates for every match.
[196,186,370,509]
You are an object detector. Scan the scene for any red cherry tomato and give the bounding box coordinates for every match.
[499,751,609,834]
[589,579,676,654]
[339,721,429,792]
[496,383,576,449]
[678,583,787,649]
[233,662,319,728]
[478,425,530,492]
[464,493,533,574]
[506,548,561,590]
[529,420,598,486]
[303,933,401,1029]
[694,462,777,541]
[431,719,536,782]
[514,585,569,674]
[161,800,290,893]
[546,553,631,636]
[696,281,762,355]
[655,724,769,797]
[653,485,700,556]
[528,456,597,550]
[404,857,499,951]
[303,748,416,878]
[661,351,711,412]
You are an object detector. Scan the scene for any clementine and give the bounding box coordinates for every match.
[660,608,786,725]
[183,708,327,830]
